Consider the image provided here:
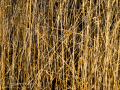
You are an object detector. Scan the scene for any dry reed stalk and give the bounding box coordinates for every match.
[0,0,119,90]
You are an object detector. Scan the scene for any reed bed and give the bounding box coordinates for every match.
[0,0,120,90]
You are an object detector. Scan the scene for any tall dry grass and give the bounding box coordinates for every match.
[0,0,120,90]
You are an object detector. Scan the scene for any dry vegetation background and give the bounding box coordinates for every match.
[0,0,120,90]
